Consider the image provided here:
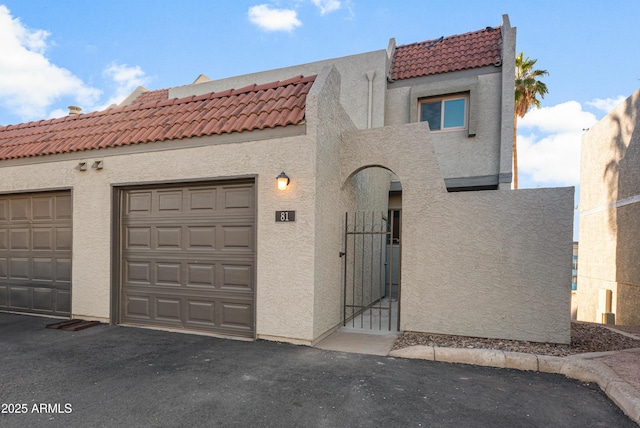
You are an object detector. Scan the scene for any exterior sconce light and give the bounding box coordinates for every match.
[276,171,290,191]
[91,160,104,170]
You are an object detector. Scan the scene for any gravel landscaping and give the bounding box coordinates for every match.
[392,322,640,357]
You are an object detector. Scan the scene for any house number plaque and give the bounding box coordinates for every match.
[275,211,296,222]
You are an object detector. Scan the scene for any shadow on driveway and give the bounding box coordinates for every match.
[0,313,635,427]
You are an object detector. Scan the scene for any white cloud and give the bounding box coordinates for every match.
[100,63,149,108]
[517,101,598,187]
[248,4,302,32]
[519,101,595,134]
[0,5,101,120]
[586,96,626,113]
[311,0,341,15]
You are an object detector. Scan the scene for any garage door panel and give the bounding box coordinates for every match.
[33,228,54,250]
[10,229,29,250]
[10,199,29,221]
[186,300,216,325]
[126,192,152,215]
[189,189,216,211]
[156,262,182,285]
[221,301,253,331]
[223,187,253,210]
[0,191,72,317]
[156,297,181,321]
[125,261,152,284]
[125,295,152,319]
[10,258,29,279]
[55,195,72,220]
[157,227,182,248]
[56,290,71,313]
[222,226,253,249]
[188,226,216,249]
[9,286,30,309]
[0,200,7,222]
[221,264,253,291]
[32,287,53,311]
[33,258,54,280]
[158,190,183,212]
[55,228,72,250]
[56,259,72,282]
[120,181,255,337]
[187,263,215,287]
[126,227,151,249]
[32,197,53,221]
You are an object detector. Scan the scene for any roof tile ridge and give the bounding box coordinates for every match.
[254,81,278,92]
[277,75,306,86]
[396,24,503,49]
[299,75,317,84]
[193,93,213,102]
[231,84,257,95]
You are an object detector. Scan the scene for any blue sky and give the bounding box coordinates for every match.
[1,0,639,238]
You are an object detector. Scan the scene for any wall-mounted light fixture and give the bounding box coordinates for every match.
[91,160,104,170]
[76,162,87,171]
[276,171,290,191]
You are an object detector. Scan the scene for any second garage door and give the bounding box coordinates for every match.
[119,180,255,338]
[0,191,72,316]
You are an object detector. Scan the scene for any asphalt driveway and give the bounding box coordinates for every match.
[0,313,634,427]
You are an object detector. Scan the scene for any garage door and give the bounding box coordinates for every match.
[119,180,255,338]
[0,191,72,316]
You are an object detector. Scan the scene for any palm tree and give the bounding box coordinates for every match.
[513,52,549,188]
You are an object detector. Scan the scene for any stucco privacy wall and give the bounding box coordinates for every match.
[304,66,392,340]
[341,122,574,344]
[0,129,326,341]
[578,89,640,325]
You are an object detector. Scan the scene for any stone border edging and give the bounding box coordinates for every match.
[388,346,640,424]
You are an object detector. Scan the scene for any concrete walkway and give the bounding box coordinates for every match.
[316,326,640,425]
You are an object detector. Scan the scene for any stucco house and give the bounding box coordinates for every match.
[578,88,640,326]
[0,15,574,344]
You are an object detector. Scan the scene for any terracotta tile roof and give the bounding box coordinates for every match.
[389,26,503,81]
[132,88,169,104]
[0,75,316,161]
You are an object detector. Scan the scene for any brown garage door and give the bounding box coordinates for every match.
[119,180,255,338]
[0,191,72,316]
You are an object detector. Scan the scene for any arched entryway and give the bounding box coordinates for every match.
[341,166,402,332]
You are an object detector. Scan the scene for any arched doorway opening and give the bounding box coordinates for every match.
[341,166,402,332]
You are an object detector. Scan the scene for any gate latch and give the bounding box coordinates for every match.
[339,251,346,258]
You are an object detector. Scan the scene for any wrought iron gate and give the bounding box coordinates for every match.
[341,210,401,331]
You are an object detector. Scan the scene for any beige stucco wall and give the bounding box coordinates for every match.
[385,72,502,183]
[0,129,325,342]
[341,121,573,344]
[384,14,515,189]
[578,89,640,325]
[169,50,388,131]
[0,64,393,345]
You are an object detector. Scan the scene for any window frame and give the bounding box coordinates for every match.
[408,77,479,137]
[418,93,469,132]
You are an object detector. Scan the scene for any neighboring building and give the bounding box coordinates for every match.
[578,88,640,325]
[0,15,574,344]
[572,242,578,291]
